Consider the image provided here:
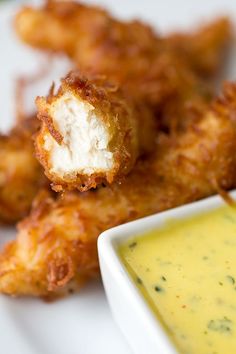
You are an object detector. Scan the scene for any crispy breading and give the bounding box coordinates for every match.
[15,1,231,112]
[35,72,156,191]
[0,117,46,224]
[14,1,162,79]
[15,2,231,79]
[1,83,236,297]
[166,17,231,77]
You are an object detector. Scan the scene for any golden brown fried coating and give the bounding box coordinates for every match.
[35,72,156,191]
[15,2,231,79]
[159,17,232,130]
[15,2,231,112]
[1,83,236,297]
[15,1,161,78]
[167,17,232,77]
[0,118,46,224]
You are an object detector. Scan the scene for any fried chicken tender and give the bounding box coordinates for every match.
[15,2,231,111]
[1,83,236,297]
[0,118,46,224]
[15,2,231,80]
[36,72,156,191]
[15,1,162,80]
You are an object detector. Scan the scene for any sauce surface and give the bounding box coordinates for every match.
[120,205,236,354]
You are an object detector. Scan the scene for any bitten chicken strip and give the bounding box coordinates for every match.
[0,83,236,297]
[15,2,232,189]
[36,72,155,191]
[0,117,46,224]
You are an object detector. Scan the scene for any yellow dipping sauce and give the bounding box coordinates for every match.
[120,205,236,354]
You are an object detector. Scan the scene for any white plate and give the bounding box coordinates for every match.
[1,1,236,354]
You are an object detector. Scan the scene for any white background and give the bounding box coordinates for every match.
[1,1,236,353]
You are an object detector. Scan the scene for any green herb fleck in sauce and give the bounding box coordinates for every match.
[129,241,137,249]
[207,317,232,334]
[136,277,143,285]
[226,275,235,285]
[154,285,163,292]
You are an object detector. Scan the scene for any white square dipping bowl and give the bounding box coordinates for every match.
[98,190,236,354]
